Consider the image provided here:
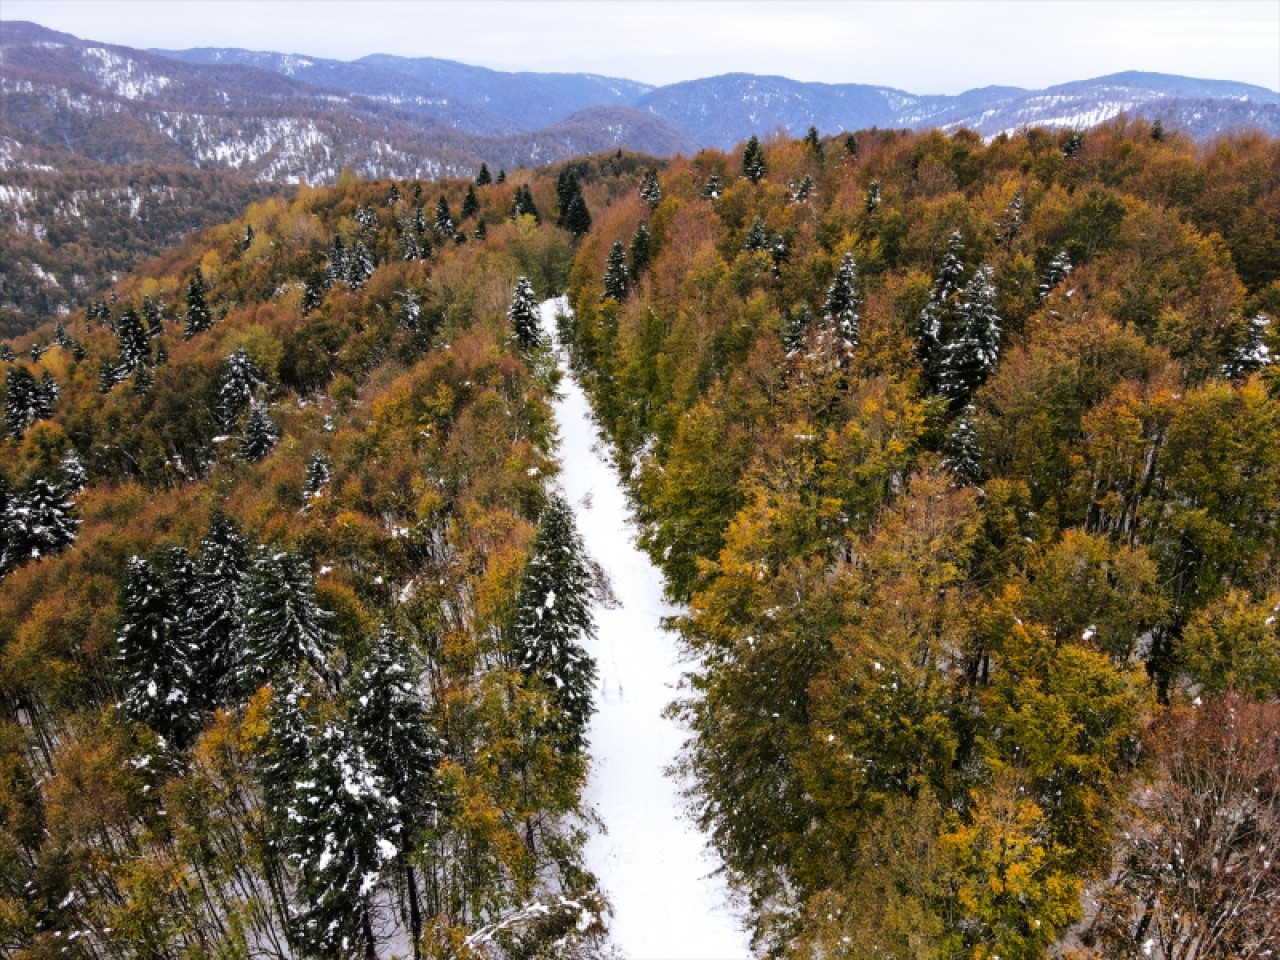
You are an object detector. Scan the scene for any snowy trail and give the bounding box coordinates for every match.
[539,298,752,960]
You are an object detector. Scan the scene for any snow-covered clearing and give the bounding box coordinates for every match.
[539,297,752,959]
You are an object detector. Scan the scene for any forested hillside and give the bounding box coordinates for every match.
[0,153,655,957]
[562,122,1280,957]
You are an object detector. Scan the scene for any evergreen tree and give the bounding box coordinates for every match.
[7,476,78,568]
[346,241,375,289]
[4,365,39,438]
[845,133,859,157]
[803,125,823,158]
[865,180,885,212]
[346,625,441,948]
[460,184,479,220]
[742,134,767,183]
[141,295,164,338]
[791,174,814,203]
[510,494,597,750]
[475,162,492,186]
[398,226,421,262]
[1222,313,1273,378]
[1151,118,1165,142]
[0,472,14,576]
[508,276,541,352]
[114,306,150,374]
[397,289,421,331]
[629,221,651,282]
[602,241,629,302]
[496,168,507,183]
[1063,130,1084,157]
[510,184,539,223]
[1038,249,1072,300]
[562,193,592,237]
[234,548,332,697]
[184,266,212,338]
[325,236,349,289]
[743,217,770,253]
[943,405,983,486]
[190,512,250,703]
[433,196,454,236]
[473,220,487,240]
[701,173,723,199]
[387,183,401,206]
[782,304,813,356]
[130,364,154,397]
[304,450,332,498]
[240,223,255,251]
[239,401,279,463]
[938,265,1002,407]
[918,231,967,388]
[215,347,263,429]
[995,191,1023,249]
[0,344,13,361]
[302,271,325,315]
[822,252,861,349]
[115,553,197,745]
[59,452,87,495]
[639,170,663,209]
[353,205,378,231]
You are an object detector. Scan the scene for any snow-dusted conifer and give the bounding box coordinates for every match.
[639,170,663,209]
[234,548,332,696]
[743,217,769,253]
[822,252,861,350]
[996,191,1023,248]
[943,405,983,486]
[184,266,212,338]
[347,241,375,289]
[1222,313,1272,378]
[115,306,150,374]
[433,196,454,236]
[215,347,263,429]
[602,242,629,302]
[1039,249,1072,300]
[783,304,812,356]
[511,494,598,750]
[304,450,332,498]
[59,452,87,495]
[301,272,325,315]
[865,180,882,213]
[4,365,39,438]
[701,173,723,200]
[508,276,541,352]
[239,401,279,463]
[9,476,78,566]
[918,230,967,388]
[938,265,1002,407]
[191,512,249,701]
[461,184,479,221]
[115,552,197,744]
[629,221,651,282]
[742,134,767,183]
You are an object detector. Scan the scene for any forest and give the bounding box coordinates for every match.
[1,118,1278,958]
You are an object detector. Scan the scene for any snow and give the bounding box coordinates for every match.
[540,297,753,959]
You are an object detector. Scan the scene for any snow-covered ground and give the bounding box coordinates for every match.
[539,298,753,959]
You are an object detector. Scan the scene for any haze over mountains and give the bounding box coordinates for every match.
[2,17,1277,331]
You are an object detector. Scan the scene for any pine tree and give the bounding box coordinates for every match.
[397,289,421,330]
[1038,249,1072,300]
[742,134,767,184]
[302,271,325,314]
[629,221,651,282]
[995,191,1023,249]
[865,179,882,213]
[474,220,487,240]
[354,205,378,231]
[639,170,663,209]
[510,494,598,750]
[508,276,541,352]
[234,548,332,697]
[184,266,212,338]
[190,512,249,704]
[845,133,859,157]
[4,365,38,438]
[496,168,506,184]
[943,405,983,486]
[346,625,441,947]
[476,162,492,186]
[1151,118,1165,142]
[325,236,349,289]
[115,553,198,745]
[562,192,592,237]
[347,241,375,289]
[0,472,15,577]
[240,223,255,251]
[59,452,87,495]
[130,364,154,396]
[398,226,421,262]
[460,184,479,220]
[938,265,1002,407]
[433,196,454,236]
[822,252,861,350]
[803,125,823,158]
[387,183,401,206]
[790,174,815,203]
[0,344,13,362]
[304,450,332,498]
[1063,130,1083,157]
[510,184,539,223]
[215,348,263,429]
[239,401,279,463]
[701,173,723,200]
[918,231,967,389]
[743,217,770,253]
[141,295,164,338]
[7,476,78,567]
[114,306,150,374]
[782,304,813,356]
[602,242,629,302]
[1222,313,1273,378]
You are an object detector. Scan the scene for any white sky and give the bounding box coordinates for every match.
[4,1,1278,94]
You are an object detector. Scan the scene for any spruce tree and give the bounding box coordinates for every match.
[4,365,38,438]
[782,304,813,356]
[460,184,479,220]
[602,242,629,302]
[346,241,375,289]
[822,252,861,350]
[0,472,14,577]
[115,552,198,745]
[59,452,87,495]
[234,548,332,697]
[803,125,823,158]
[433,196,454,236]
[184,266,212,338]
[325,236,349,289]
[743,217,770,253]
[510,184,539,223]
[191,513,250,704]
[304,450,332,498]
[938,265,1002,407]
[114,306,150,374]
[496,168,507,183]
[562,193,592,237]
[1222,313,1273,378]
[302,271,325,315]
[510,494,597,750]
[629,222,651,282]
[865,177,881,212]
[476,162,492,186]
[239,401,279,463]
[742,134,767,184]
[508,276,541,352]
[1039,249,1072,300]
[918,231,966,388]
[9,476,78,565]
[387,183,401,206]
[215,348,263,429]
[995,191,1023,249]
[0,344,13,362]
[943,405,983,486]
[639,170,663,209]
[701,173,723,200]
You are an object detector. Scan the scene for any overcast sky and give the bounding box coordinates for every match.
[5,1,1278,94]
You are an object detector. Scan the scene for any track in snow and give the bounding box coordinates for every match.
[539,298,752,960]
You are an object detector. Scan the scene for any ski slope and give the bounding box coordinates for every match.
[540,298,752,960]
